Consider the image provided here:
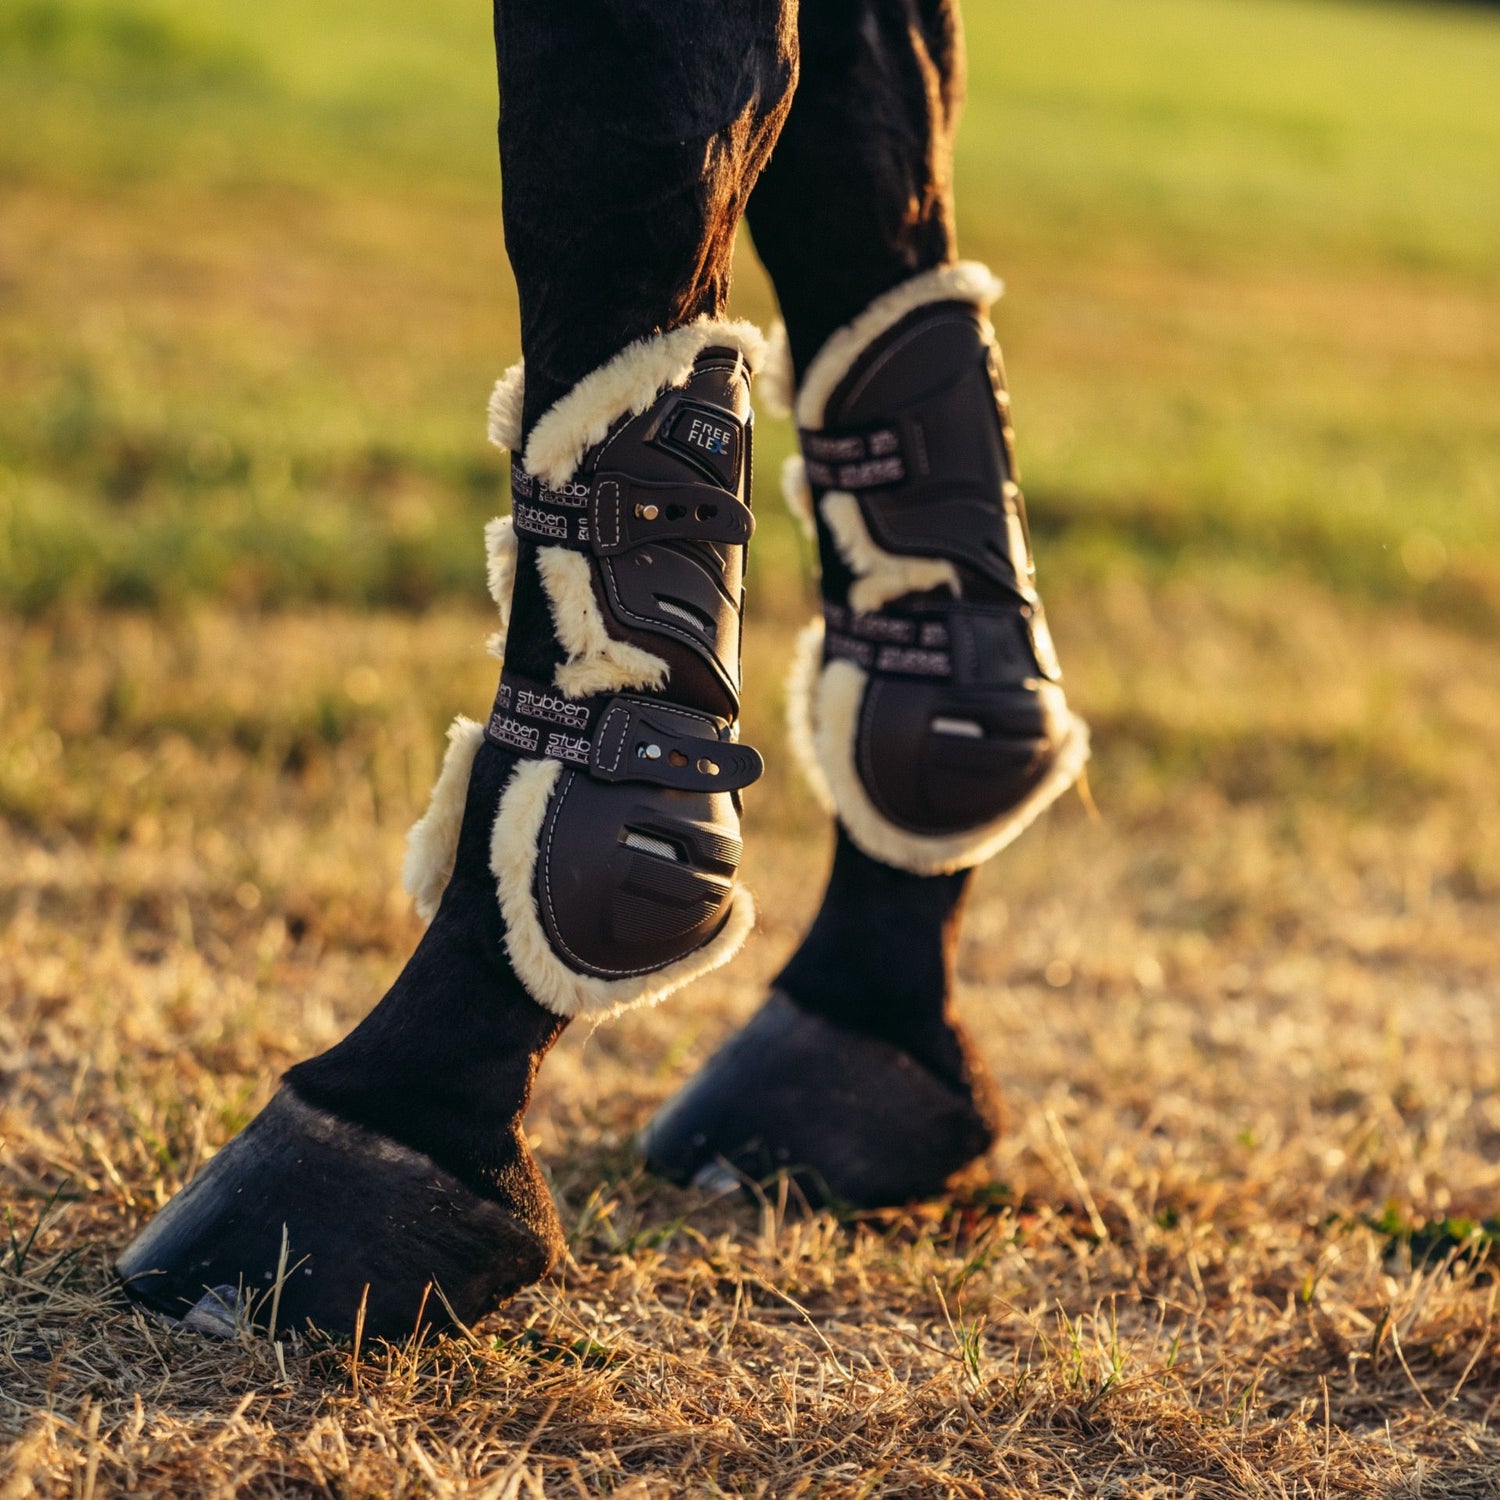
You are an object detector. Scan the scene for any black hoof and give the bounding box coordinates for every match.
[639,993,999,1208]
[117,1087,563,1339]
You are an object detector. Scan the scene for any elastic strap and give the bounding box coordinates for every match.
[485,671,762,792]
[510,466,754,553]
[799,423,907,491]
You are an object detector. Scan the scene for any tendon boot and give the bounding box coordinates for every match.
[118,321,767,1337]
[643,265,1087,1207]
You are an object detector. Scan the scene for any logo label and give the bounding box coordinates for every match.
[683,415,734,457]
[517,689,590,729]
[514,502,570,541]
[487,713,539,753]
[545,732,591,765]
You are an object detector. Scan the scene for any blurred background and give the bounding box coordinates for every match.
[4,0,1500,1245]
[2,0,1496,620]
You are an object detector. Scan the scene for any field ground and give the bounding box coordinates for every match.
[3,0,1500,1494]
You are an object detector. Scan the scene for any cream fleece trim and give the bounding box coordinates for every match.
[484,515,518,660]
[487,362,526,453]
[811,658,1090,875]
[487,319,766,489]
[490,758,756,1019]
[759,321,794,420]
[781,455,816,541]
[402,716,485,921]
[795,262,1004,430]
[534,547,670,698]
[820,491,960,614]
[486,515,518,617]
[785,616,834,814]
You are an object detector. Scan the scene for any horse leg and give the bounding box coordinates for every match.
[642,0,1088,1208]
[116,0,796,1341]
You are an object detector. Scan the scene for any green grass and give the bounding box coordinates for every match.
[1,0,1497,623]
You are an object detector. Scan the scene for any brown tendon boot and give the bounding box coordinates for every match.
[642,265,1087,1208]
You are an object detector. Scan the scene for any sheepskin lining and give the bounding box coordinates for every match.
[486,363,526,454]
[820,491,960,614]
[402,716,485,921]
[484,515,518,660]
[534,547,670,698]
[784,617,834,814]
[487,318,767,488]
[780,455,816,541]
[758,320,794,420]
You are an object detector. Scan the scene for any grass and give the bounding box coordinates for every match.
[2,0,1498,620]
[3,0,1500,1492]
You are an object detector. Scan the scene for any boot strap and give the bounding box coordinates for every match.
[485,671,762,793]
[510,465,754,554]
[799,423,908,491]
[822,600,1057,689]
[800,361,1034,601]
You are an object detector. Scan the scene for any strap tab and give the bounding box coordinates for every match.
[592,476,754,556]
[510,466,754,555]
[799,423,907,491]
[588,698,764,791]
[485,673,763,792]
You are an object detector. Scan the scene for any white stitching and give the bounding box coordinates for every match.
[600,561,719,656]
[596,703,631,774]
[596,480,621,551]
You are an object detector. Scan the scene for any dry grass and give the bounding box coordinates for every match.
[4,568,1499,1497]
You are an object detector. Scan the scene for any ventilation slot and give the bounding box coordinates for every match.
[931,716,984,740]
[655,595,715,633]
[622,830,681,862]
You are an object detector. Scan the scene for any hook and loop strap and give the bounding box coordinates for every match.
[485,671,763,792]
[822,600,1055,689]
[799,423,908,491]
[822,602,953,679]
[510,466,754,554]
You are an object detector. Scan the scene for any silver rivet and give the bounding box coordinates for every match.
[639,743,662,760]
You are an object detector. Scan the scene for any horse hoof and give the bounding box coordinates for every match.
[117,1087,563,1340]
[638,992,999,1208]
